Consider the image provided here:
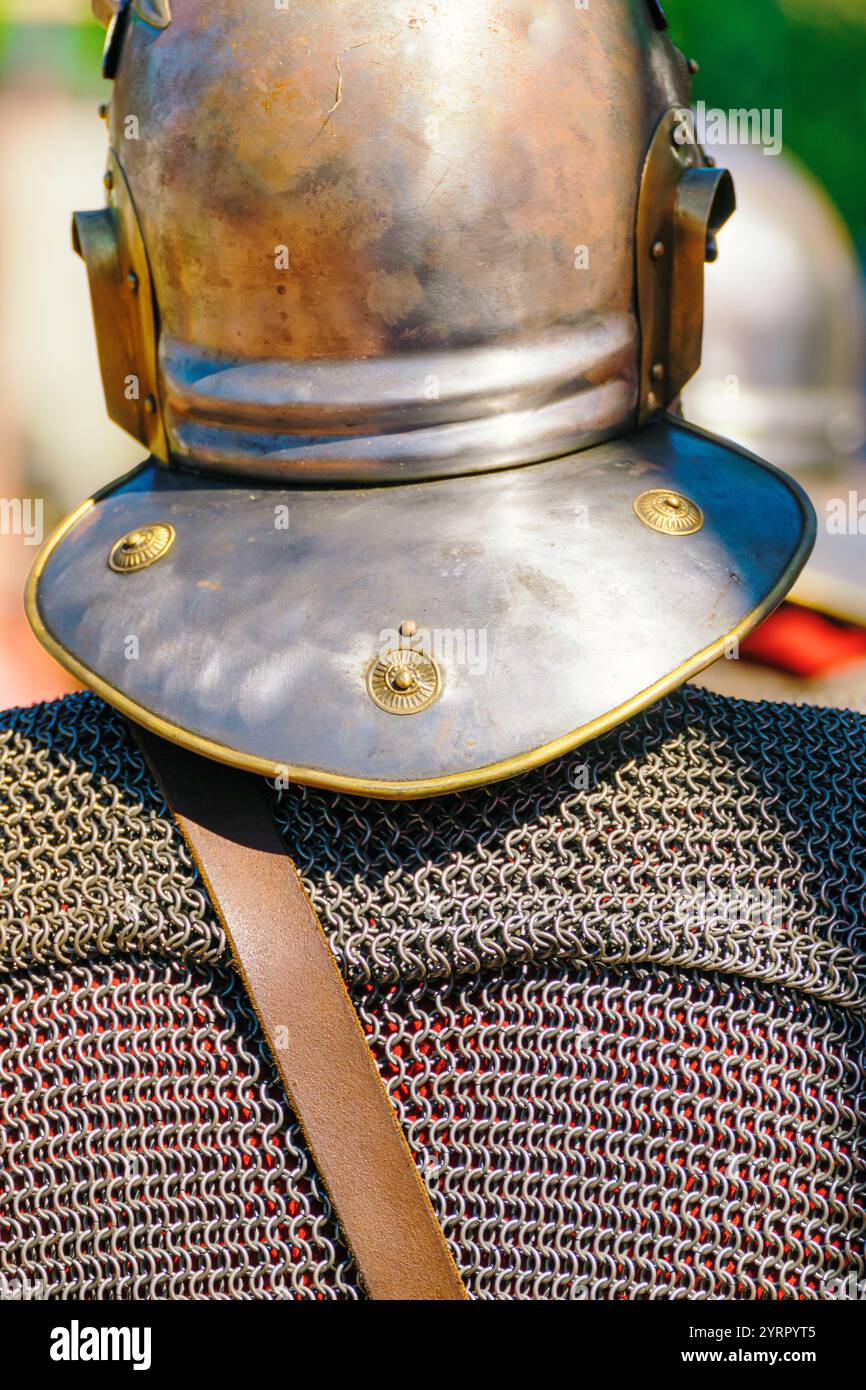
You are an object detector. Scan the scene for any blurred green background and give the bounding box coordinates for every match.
[0,2,104,95]
[665,0,866,251]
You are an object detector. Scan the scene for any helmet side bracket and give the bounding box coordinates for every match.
[636,107,736,421]
[72,150,168,461]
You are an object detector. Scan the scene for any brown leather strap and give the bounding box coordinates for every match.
[135,728,467,1302]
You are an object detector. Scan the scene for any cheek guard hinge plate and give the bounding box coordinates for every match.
[72,150,167,462]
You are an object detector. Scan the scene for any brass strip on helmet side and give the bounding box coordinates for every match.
[92,1,171,29]
[636,107,735,420]
[72,150,167,462]
[135,0,171,27]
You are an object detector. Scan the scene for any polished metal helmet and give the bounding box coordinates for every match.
[26,0,813,797]
[683,143,866,625]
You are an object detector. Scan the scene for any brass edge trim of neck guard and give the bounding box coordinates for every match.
[24,431,815,801]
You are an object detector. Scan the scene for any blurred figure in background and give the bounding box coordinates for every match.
[684,142,866,711]
[685,143,866,621]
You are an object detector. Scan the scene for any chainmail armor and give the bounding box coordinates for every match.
[1,689,864,1299]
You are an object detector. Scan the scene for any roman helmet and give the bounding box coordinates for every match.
[683,143,866,626]
[26,0,814,798]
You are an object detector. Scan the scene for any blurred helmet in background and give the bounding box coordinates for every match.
[683,143,866,624]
